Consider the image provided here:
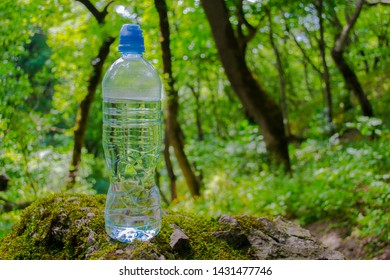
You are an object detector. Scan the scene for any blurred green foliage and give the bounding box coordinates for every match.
[0,0,389,257]
[172,127,390,244]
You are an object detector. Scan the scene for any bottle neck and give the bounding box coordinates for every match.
[121,53,143,59]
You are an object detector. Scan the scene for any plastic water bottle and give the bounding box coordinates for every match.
[102,24,162,242]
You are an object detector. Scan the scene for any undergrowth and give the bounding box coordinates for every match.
[170,125,390,246]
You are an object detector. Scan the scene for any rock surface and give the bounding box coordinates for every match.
[0,194,344,260]
[169,225,191,253]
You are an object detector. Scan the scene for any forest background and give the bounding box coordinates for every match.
[0,0,389,259]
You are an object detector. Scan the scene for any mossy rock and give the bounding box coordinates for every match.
[0,194,343,260]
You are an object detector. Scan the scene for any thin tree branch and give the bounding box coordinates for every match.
[334,0,364,52]
[101,0,115,20]
[301,24,318,52]
[75,0,114,25]
[295,36,322,75]
[283,14,322,75]
[76,0,101,22]
[235,0,263,51]
[326,0,343,30]
[236,0,256,38]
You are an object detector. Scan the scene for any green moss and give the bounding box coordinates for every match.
[0,194,108,260]
[0,194,264,260]
[154,213,248,260]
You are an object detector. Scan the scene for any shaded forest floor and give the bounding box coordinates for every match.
[306,220,390,260]
[169,129,389,260]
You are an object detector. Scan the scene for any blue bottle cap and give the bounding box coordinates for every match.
[118,24,145,54]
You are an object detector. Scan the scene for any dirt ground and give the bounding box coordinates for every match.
[306,221,390,260]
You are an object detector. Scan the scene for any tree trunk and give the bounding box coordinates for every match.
[188,82,204,141]
[316,0,333,125]
[154,0,201,197]
[331,49,374,117]
[267,8,290,138]
[163,124,177,201]
[331,0,374,117]
[155,169,170,206]
[66,36,115,188]
[66,0,115,188]
[211,80,224,138]
[201,0,290,170]
[303,60,315,98]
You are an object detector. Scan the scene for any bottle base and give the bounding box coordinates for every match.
[105,224,160,243]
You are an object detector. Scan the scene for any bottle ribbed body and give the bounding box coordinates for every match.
[102,52,162,242]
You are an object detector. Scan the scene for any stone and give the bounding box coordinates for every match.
[169,225,190,253]
[218,215,239,227]
[0,194,344,260]
[246,216,344,260]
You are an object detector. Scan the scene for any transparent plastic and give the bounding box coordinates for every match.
[102,53,162,242]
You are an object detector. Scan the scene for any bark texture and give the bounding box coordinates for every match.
[189,82,204,142]
[316,0,333,125]
[163,124,177,201]
[67,0,115,188]
[67,36,115,187]
[201,0,290,170]
[155,0,201,197]
[331,0,374,117]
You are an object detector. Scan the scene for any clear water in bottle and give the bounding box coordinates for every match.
[103,98,162,242]
[102,24,162,242]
